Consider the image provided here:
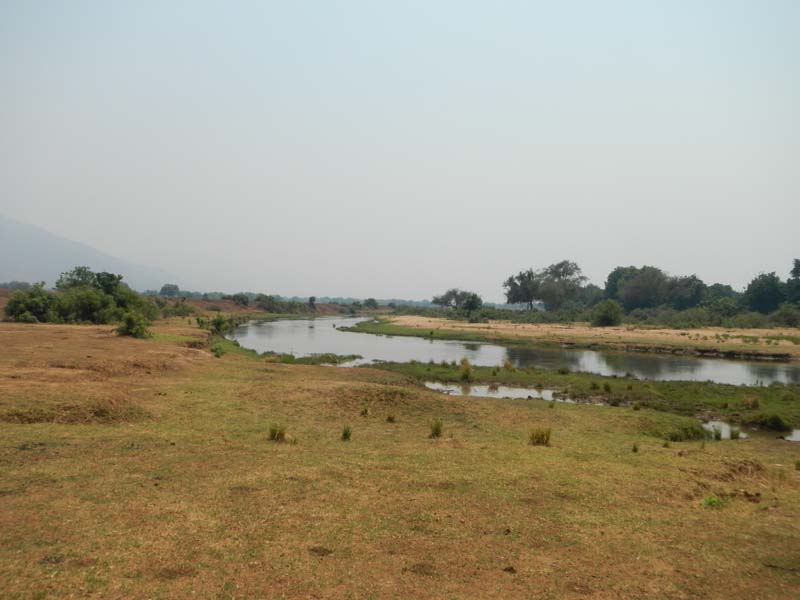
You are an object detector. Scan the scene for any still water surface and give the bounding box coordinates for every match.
[229,317,800,387]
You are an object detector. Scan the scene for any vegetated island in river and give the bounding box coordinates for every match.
[343,316,800,362]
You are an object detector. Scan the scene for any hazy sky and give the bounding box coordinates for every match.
[1,1,798,301]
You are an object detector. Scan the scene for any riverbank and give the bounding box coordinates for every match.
[373,361,800,431]
[349,316,800,362]
[2,320,800,598]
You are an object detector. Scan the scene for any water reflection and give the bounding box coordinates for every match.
[229,317,800,387]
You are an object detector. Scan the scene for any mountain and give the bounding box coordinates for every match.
[0,215,174,291]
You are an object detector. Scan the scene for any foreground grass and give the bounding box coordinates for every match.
[377,362,800,430]
[1,322,799,598]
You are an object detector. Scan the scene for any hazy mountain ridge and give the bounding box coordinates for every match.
[0,215,173,291]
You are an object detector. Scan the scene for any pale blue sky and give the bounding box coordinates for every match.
[1,1,798,299]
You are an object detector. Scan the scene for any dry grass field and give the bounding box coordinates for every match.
[1,321,799,598]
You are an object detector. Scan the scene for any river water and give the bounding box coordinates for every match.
[229,317,800,386]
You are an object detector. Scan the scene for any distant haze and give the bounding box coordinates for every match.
[1,2,797,302]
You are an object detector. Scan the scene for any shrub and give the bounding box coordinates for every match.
[632,402,641,411]
[360,407,370,417]
[603,383,612,393]
[503,359,514,371]
[429,419,443,439]
[341,425,352,441]
[590,382,599,391]
[662,441,670,448]
[210,343,226,358]
[459,357,473,382]
[730,427,741,440]
[632,442,639,453]
[386,414,396,423]
[746,413,792,432]
[557,367,569,375]
[268,424,286,442]
[116,312,151,338]
[712,427,722,441]
[702,495,723,508]
[528,427,551,446]
[591,299,623,327]
[548,401,555,409]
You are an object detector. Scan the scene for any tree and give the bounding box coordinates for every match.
[503,270,541,309]
[604,266,639,300]
[228,293,250,307]
[788,259,800,305]
[665,275,707,310]
[792,259,800,280]
[160,284,180,297]
[95,272,124,295]
[578,284,606,308]
[743,273,786,313]
[591,299,623,327]
[462,293,483,314]
[5,283,55,322]
[432,288,473,309]
[308,296,316,310]
[56,266,96,290]
[364,298,379,309]
[616,266,668,311]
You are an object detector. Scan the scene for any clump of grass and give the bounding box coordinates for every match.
[662,440,670,448]
[702,495,723,508]
[742,397,760,410]
[590,382,599,391]
[712,427,722,441]
[528,427,551,447]
[795,460,800,471]
[360,407,370,417]
[632,442,639,453]
[341,425,352,441]
[503,359,514,371]
[603,382,612,393]
[386,414,396,423]
[268,424,286,442]
[429,419,443,439]
[548,401,555,409]
[557,367,570,375]
[210,343,226,358]
[459,357,473,382]
[632,402,641,411]
[730,427,741,440]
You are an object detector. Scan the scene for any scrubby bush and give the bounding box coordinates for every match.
[116,312,151,338]
[746,413,792,432]
[459,357,473,382]
[268,424,286,442]
[429,419,443,439]
[341,425,352,441]
[591,299,623,327]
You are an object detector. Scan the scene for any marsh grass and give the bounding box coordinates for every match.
[429,419,443,439]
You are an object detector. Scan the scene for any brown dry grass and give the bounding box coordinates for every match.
[391,315,800,360]
[1,321,799,599]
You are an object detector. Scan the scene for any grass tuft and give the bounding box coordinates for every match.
[429,418,443,439]
[528,427,551,447]
[341,425,352,441]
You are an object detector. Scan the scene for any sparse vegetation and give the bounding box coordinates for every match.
[341,425,352,441]
[528,427,551,446]
[429,418,443,438]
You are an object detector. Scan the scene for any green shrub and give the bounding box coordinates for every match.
[459,357,473,382]
[632,442,639,453]
[702,495,723,508]
[268,424,286,442]
[603,383,612,393]
[632,402,641,411]
[712,427,722,441]
[730,427,741,440]
[429,419,443,439]
[116,312,151,338]
[341,425,352,441]
[210,343,226,358]
[746,413,792,432]
[591,299,623,327]
[557,367,570,375]
[528,427,551,446]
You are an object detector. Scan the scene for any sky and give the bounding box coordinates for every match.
[1,1,798,301]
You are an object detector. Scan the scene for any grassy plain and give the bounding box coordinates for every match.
[355,315,800,361]
[1,320,799,599]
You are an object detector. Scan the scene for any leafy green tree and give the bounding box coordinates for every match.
[503,270,540,309]
[308,296,316,310]
[363,298,379,309]
[95,272,123,295]
[462,293,483,314]
[743,272,786,313]
[665,275,707,310]
[616,267,668,311]
[160,283,180,297]
[56,266,96,290]
[432,288,474,309]
[788,259,800,305]
[769,303,800,327]
[228,293,250,307]
[591,299,623,327]
[5,283,56,322]
[578,284,606,307]
[604,266,639,300]
[792,259,800,280]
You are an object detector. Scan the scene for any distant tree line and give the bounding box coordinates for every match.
[428,259,800,328]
